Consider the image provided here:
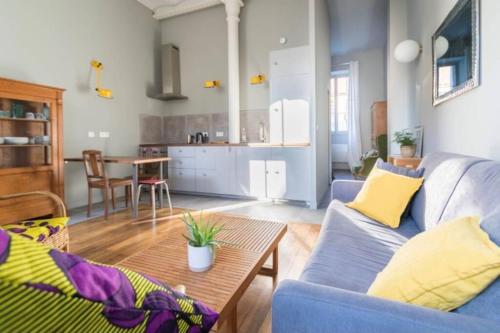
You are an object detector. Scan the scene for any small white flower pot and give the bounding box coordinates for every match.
[187,244,214,272]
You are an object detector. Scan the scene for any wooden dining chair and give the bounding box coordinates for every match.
[82,150,133,220]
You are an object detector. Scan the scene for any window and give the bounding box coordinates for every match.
[438,65,456,96]
[330,75,349,133]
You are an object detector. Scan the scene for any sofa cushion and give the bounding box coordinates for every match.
[0,229,218,333]
[410,152,485,231]
[376,158,425,178]
[347,165,424,228]
[436,161,500,323]
[300,201,420,293]
[367,216,500,312]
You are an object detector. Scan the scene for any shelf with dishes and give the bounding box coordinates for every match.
[0,117,50,123]
[0,137,51,146]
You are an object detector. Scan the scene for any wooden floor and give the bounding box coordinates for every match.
[69,206,321,333]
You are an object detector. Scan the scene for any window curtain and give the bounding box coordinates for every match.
[347,61,362,169]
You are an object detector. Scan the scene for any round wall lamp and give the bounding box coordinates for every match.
[435,36,450,59]
[394,40,422,63]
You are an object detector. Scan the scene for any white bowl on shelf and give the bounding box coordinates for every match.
[4,137,29,145]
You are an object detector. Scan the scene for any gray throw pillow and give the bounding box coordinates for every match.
[375,158,425,178]
[375,158,425,219]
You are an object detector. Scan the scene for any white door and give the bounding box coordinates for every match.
[213,147,236,195]
[269,148,310,201]
[269,100,283,144]
[235,148,271,198]
[270,46,312,145]
[266,160,287,199]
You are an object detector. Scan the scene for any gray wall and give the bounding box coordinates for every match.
[389,0,500,159]
[313,0,332,204]
[334,48,387,153]
[0,0,163,208]
[387,0,412,155]
[160,0,309,117]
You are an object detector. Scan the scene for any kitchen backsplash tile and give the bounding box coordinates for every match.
[141,110,269,144]
[140,114,162,144]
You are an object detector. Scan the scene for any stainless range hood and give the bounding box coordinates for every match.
[153,44,188,101]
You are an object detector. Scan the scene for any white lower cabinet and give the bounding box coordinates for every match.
[168,146,309,203]
[168,168,196,192]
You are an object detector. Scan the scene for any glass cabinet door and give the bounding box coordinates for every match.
[0,97,52,169]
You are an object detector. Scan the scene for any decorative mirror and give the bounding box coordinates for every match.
[432,0,480,106]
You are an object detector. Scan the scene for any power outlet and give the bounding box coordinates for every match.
[88,131,95,138]
[216,131,224,137]
[99,131,110,138]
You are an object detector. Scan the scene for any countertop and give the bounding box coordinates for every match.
[165,142,311,148]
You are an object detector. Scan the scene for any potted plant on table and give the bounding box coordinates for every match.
[182,212,224,273]
[393,130,417,158]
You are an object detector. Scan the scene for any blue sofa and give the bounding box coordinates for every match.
[273,152,500,333]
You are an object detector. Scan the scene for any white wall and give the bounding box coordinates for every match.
[391,0,500,159]
[312,0,332,205]
[387,0,412,154]
[0,0,163,208]
[333,48,387,153]
[160,0,309,116]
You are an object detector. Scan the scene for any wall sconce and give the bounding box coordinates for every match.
[90,60,113,99]
[435,36,450,59]
[204,80,221,89]
[250,74,266,85]
[394,40,422,63]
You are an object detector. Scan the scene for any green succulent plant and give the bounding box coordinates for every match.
[182,211,224,248]
[393,130,416,146]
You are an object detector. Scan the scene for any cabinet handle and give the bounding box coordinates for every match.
[275,171,280,175]
[179,172,183,176]
[203,173,207,177]
[179,150,183,153]
[202,149,206,153]
[179,161,183,164]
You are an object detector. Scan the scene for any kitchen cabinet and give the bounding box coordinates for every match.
[168,146,310,203]
[268,148,310,201]
[168,168,196,192]
[235,148,271,198]
[269,46,311,145]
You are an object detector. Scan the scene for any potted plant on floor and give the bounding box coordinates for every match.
[393,130,417,158]
[183,212,224,272]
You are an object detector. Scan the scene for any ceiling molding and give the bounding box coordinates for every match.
[152,0,223,20]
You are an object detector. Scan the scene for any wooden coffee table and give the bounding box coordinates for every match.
[118,213,287,333]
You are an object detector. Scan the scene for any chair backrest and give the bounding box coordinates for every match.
[82,150,107,182]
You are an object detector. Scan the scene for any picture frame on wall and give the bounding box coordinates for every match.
[414,126,424,158]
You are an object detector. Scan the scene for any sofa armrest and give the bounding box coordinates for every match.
[330,180,364,202]
[272,280,500,333]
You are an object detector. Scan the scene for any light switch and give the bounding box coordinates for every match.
[88,131,95,138]
[99,131,110,138]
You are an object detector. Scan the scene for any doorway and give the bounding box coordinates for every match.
[330,69,351,180]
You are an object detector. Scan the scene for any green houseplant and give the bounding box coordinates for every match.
[393,130,417,158]
[182,212,224,272]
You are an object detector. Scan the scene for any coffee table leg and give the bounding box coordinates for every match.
[218,305,238,333]
[259,246,279,286]
[228,305,237,333]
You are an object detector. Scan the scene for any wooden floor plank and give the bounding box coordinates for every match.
[68,207,321,333]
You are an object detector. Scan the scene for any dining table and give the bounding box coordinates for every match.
[64,156,172,218]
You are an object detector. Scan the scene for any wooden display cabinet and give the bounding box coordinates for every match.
[0,77,65,223]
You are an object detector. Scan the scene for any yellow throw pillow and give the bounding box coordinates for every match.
[367,216,500,311]
[346,165,424,228]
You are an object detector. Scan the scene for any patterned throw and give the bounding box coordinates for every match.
[2,217,69,242]
[0,230,218,333]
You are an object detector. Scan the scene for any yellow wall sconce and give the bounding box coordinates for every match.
[91,60,113,99]
[250,74,266,85]
[204,80,221,89]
